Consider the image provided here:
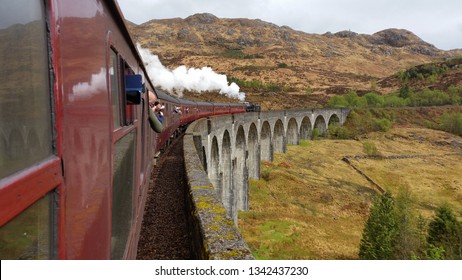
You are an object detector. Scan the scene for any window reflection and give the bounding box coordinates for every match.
[110,49,121,129]
[0,0,52,179]
[0,192,57,260]
[111,131,136,259]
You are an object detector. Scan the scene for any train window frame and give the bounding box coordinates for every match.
[108,46,138,138]
[139,89,149,181]
[109,47,122,130]
[0,0,61,259]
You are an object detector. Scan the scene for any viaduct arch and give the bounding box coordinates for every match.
[188,108,350,222]
[183,108,350,259]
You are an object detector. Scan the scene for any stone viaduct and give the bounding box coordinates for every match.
[183,108,350,259]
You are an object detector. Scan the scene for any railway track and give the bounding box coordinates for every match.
[136,134,193,259]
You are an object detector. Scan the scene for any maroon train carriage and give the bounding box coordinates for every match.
[0,0,249,260]
[212,102,247,116]
[230,103,248,114]
[154,89,181,152]
[212,102,231,116]
[177,98,199,126]
[0,0,161,260]
[192,101,212,120]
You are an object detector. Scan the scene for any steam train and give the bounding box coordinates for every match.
[0,0,250,259]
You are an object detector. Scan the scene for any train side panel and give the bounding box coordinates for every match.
[195,101,214,119]
[0,0,155,260]
[55,0,155,259]
[178,99,198,126]
[213,103,231,116]
[230,103,247,114]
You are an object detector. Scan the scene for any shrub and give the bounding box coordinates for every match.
[399,84,412,99]
[402,63,448,81]
[447,85,462,97]
[261,170,271,181]
[384,94,408,107]
[439,112,462,136]
[304,86,313,95]
[364,92,384,107]
[362,141,380,157]
[311,128,320,140]
[374,118,392,132]
[425,244,446,260]
[345,91,367,108]
[327,124,350,139]
[325,81,460,109]
[326,95,348,108]
[408,89,451,106]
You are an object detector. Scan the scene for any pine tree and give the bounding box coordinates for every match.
[427,204,462,259]
[393,187,424,259]
[359,192,399,259]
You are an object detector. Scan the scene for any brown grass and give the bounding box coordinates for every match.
[238,126,462,259]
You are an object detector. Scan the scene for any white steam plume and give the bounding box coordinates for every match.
[137,44,245,101]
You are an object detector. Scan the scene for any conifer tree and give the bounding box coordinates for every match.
[393,187,424,259]
[359,192,399,259]
[427,204,462,259]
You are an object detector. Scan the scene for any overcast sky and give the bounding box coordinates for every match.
[117,0,462,51]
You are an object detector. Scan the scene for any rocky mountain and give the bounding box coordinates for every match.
[127,13,462,108]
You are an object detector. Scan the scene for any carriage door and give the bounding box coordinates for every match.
[108,48,138,259]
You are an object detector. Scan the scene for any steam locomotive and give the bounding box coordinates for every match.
[0,0,249,259]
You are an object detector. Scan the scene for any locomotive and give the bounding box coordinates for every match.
[0,0,246,259]
[244,101,262,112]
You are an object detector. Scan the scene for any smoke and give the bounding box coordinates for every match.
[137,44,245,101]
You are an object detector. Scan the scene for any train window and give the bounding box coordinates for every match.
[110,49,121,129]
[0,191,58,259]
[110,52,138,128]
[111,131,136,259]
[123,62,135,125]
[0,0,53,179]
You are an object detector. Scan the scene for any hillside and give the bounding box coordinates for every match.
[238,107,462,259]
[239,126,462,259]
[126,13,462,109]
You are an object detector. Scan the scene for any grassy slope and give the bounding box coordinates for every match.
[238,125,462,260]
